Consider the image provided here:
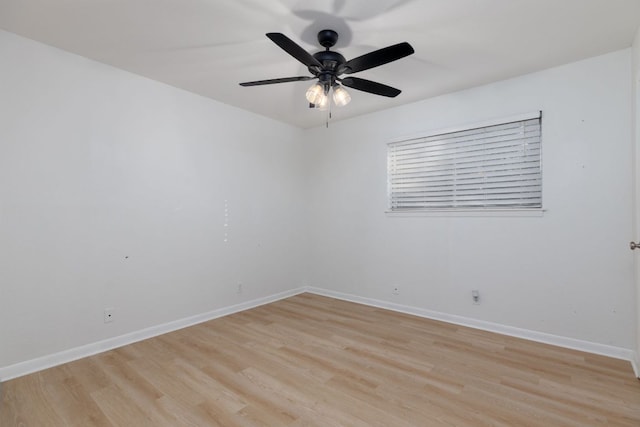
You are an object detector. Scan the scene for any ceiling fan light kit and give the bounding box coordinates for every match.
[332,84,351,107]
[313,96,329,110]
[240,29,414,117]
[305,82,326,104]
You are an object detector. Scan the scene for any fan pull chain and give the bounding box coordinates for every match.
[326,89,332,128]
[326,105,329,128]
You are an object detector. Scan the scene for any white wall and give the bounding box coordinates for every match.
[0,30,308,370]
[304,49,636,350]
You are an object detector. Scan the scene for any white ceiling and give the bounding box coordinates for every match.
[1,0,639,129]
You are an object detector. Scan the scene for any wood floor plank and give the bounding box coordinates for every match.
[1,293,639,426]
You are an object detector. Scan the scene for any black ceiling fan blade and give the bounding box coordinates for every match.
[239,76,315,86]
[266,33,323,69]
[341,77,401,97]
[339,42,414,74]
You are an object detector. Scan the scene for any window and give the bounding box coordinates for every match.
[387,112,542,212]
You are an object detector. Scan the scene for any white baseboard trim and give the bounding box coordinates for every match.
[2,286,636,382]
[306,287,637,364]
[0,288,306,382]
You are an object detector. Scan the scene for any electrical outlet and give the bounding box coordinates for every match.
[237,282,243,294]
[471,290,480,305]
[392,286,400,295]
[104,307,115,323]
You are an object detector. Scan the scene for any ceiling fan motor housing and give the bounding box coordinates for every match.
[311,50,346,75]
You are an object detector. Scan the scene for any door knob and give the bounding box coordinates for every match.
[631,241,640,250]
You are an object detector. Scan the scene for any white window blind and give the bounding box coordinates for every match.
[388,113,542,211]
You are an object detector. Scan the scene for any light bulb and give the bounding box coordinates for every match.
[332,85,351,107]
[305,83,325,104]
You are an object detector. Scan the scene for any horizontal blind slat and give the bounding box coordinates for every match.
[389,119,540,150]
[390,132,541,158]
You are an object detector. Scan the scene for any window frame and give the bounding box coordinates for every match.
[386,111,543,216]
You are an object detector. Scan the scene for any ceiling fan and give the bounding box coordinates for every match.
[239,29,414,109]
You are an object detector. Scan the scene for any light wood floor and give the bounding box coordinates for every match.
[1,293,639,426]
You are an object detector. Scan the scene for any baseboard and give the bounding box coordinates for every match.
[0,287,307,382]
[306,287,637,364]
[3,286,636,382]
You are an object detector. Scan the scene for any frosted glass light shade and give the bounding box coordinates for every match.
[314,92,329,110]
[332,85,351,106]
[305,83,325,104]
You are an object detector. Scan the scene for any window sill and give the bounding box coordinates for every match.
[385,209,545,218]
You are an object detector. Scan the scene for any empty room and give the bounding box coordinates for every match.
[1,0,640,425]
